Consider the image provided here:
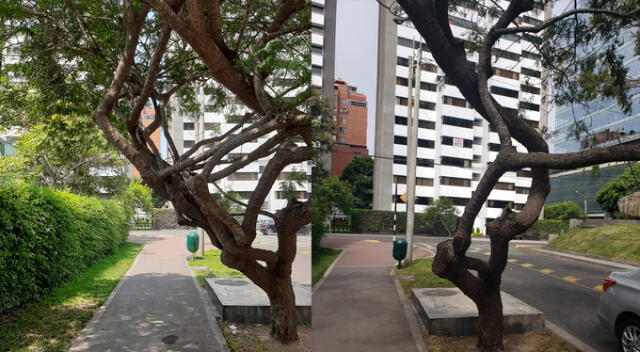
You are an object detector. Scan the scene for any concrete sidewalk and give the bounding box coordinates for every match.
[69,231,227,352]
[312,237,431,352]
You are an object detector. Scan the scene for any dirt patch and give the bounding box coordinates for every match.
[426,331,580,352]
[221,321,311,352]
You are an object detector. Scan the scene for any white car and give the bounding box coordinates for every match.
[597,268,640,352]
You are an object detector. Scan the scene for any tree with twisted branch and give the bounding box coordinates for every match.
[379,0,640,350]
[1,0,313,343]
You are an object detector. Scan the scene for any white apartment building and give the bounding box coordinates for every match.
[374,1,548,232]
[311,0,336,99]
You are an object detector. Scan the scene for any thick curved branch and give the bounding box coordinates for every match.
[514,144,640,170]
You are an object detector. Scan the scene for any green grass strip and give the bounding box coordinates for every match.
[0,243,143,352]
[312,247,342,286]
[188,249,245,286]
[548,224,640,263]
[396,258,455,297]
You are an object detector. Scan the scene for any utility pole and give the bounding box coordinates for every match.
[575,190,587,217]
[405,44,421,265]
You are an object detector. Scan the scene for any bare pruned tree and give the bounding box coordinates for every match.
[385,0,640,350]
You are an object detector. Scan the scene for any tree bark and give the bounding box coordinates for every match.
[267,271,299,343]
[476,289,504,352]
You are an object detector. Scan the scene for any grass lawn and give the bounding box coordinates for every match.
[312,247,342,286]
[188,249,245,286]
[0,242,143,352]
[395,258,454,297]
[547,224,640,263]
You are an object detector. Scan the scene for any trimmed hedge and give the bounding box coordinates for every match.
[518,219,568,240]
[0,182,130,312]
[350,209,448,236]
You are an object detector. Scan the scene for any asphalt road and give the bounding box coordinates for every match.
[328,233,623,352]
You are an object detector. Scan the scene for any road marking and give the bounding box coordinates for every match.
[594,285,603,291]
[301,251,311,255]
[257,242,270,245]
[483,251,492,256]
[521,263,535,268]
[469,249,481,253]
[539,269,554,274]
[562,276,580,283]
[364,240,380,243]
[507,258,518,263]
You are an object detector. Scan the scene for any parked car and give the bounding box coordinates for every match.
[258,219,276,236]
[597,268,640,352]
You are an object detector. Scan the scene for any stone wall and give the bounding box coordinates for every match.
[151,208,196,230]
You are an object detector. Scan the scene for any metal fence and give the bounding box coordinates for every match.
[331,217,351,233]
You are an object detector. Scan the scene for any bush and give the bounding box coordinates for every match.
[517,219,568,240]
[0,182,130,312]
[544,201,585,221]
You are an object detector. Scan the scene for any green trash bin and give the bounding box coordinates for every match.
[393,238,407,268]
[186,232,199,254]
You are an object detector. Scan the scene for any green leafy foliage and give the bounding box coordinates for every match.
[312,168,354,248]
[544,201,586,221]
[340,157,373,209]
[424,198,459,237]
[0,182,130,312]
[596,163,640,216]
[113,178,153,219]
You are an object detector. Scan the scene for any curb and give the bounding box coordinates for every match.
[391,266,428,352]
[187,265,231,352]
[545,320,599,352]
[518,246,638,270]
[312,249,345,293]
[329,233,549,245]
[68,243,145,351]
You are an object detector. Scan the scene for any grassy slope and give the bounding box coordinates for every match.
[548,224,640,263]
[312,247,342,286]
[0,243,143,352]
[396,258,455,297]
[188,249,245,286]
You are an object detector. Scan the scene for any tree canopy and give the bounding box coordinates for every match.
[340,156,373,209]
[596,163,640,215]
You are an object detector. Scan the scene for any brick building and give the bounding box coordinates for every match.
[332,78,369,176]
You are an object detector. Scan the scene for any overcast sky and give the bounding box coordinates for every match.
[335,0,379,152]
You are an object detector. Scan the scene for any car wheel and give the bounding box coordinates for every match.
[619,318,640,352]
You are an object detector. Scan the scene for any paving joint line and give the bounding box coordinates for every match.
[391,266,428,352]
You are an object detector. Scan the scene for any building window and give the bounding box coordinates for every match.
[443,96,467,108]
[183,140,195,148]
[490,86,519,98]
[203,122,220,130]
[417,158,434,167]
[419,101,436,110]
[515,203,525,210]
[183,122,195,130]
[396,96,408,106]
[442,116,473,129]
[339,118,347,124]
[417,177,434,186]
[488,143,501,152]
[449,15,478,30]
[473,155,481,162]
[418,139,435,149]
[339,127,347,134]
[416,197,432,205]
[441,156,471,168]
[472,173,481,181]
[394,135,407,145]
[442,136,473,148]
[473,136,482,145]
[488,200,514,208]
[495,68,520,80]
[394,175,407,184]
[493,48,520,61]
[502,33,521,42]
[349,100,367,107]
[519,101,540,111]
[397,56,409,67]
[420,62,438,73]
[440,176,471,187]
[521,84,540,95]
[516,187,530,194]
[521,67,541,78]
[494,182,515,191]
[521,50,541,61]
[520,15,543,26]
[393,155,407,165]
[517,169,532,178]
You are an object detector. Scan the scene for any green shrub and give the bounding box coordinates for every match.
[517,219,568,240]
[0,182,130,312]
[544,201,585,221]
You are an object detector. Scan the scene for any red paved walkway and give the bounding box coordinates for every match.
[322,237,431,266]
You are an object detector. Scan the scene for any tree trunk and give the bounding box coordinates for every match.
[267,273,298,343]
[476,289,504,352]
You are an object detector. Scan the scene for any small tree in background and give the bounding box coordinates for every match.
[340,156,374,209]
[596,163,640,216]
[544,201,585,221]
[312,169,354,249]
[424,198,459,237]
